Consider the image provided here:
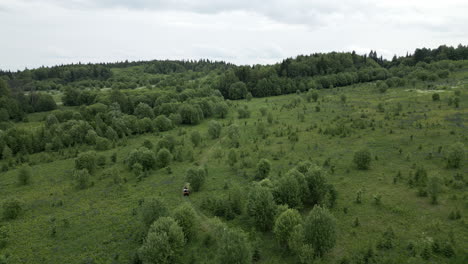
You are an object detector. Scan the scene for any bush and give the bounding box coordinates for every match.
[185,167,206,192]
[73,169,91,190]
[274,209,303,248]
[446,142,465,168]
[304,165,328,205]
[273,170,304,208]
[208,120,222,139]
[138,217,185,264]
[126,147,157,170]
[238,108,251,119]
[353,149,371,170]
[0,226,7,249]
[172,203,197,240]
[17,165,32,185]
[154,115,172,131]
[95,136,110,151]
[303,205,336,256]
[427,176,442,205]
[156,148,172,168]
[140,198,169,228]
[255,159,271,180]
[190,131,201,147]
[2,198,22,220]
[75,151,97,173]
[247,185,277,231]
[216,226,252,264]
[432,93,440,101]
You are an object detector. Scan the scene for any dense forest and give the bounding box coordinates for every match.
[0,44,467,264]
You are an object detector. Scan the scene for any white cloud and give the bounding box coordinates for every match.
[0,0,467,70]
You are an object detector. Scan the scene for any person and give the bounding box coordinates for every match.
[183,186,189,196]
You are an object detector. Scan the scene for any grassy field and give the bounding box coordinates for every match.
[1,75,467,263]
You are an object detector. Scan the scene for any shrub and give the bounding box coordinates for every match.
[2,199,22,220]
[303,205,336,256]
[140,198,169,228]
[274,209,303,248]
[446,142,465,168]
[247,185,277,231]
[17,165,32,185]
[73,169,91,190]
[172,203,197,240]
[287,224,305,256]
[216,226,252,264]
[75,151,97,173]
[432,93,440,101]
[304,165,328,205]
[0,226,7,249]
[377,227,395,250]
[237,107,251,119]
[190,131,201,147]
[138,217,185,264]
[427,176,442,205]
[95,136,110,151]
[185,167,206,192]
[154,115,172,131]
[208,120,222,139]
[353,149,371,170]
[274,170,303,208]
[126,147,157,170]
[255,159,271,180]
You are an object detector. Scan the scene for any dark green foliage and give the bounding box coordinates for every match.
[247,185,277,231]
[75,151,97,173]
[134,103,154,119]
[190,131,201,147]
[154,115,172,132]
[304,165,328,205]
[140,198,169,228]
[377,227,395,250]
[179,104,202,125]
[1,146,12,161]
[214,102,229,118]
[185,167,206,192]
[227,149,237,167]
[228,81,248,100]
[227,124,240,147]
[303,205,336,256]
[427,176,442,205]
[446,142,465,168]
[126,147,157,170]
[2,199,22,220]
[274,209,302,248]
[138,217,185,264]
[95,137,110,151]
[208,120,222,139]
[353,149,371,170]
[172,203,197,240]
[17,165,32,185]
[73,169,91,189]
[155,148,172,168]
[0,226,7,249]
[216,226,252,264]
[273,169,307,208]
[237,107,251,119]
[255,159,271,180]
[432,93,440,101]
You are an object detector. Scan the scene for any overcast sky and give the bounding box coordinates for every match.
[0,0,467,71]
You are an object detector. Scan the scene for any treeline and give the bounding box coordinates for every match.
[0,59,233,87]
[0,86,228,161]
[215,51,463,99]
[0,79,56,122]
